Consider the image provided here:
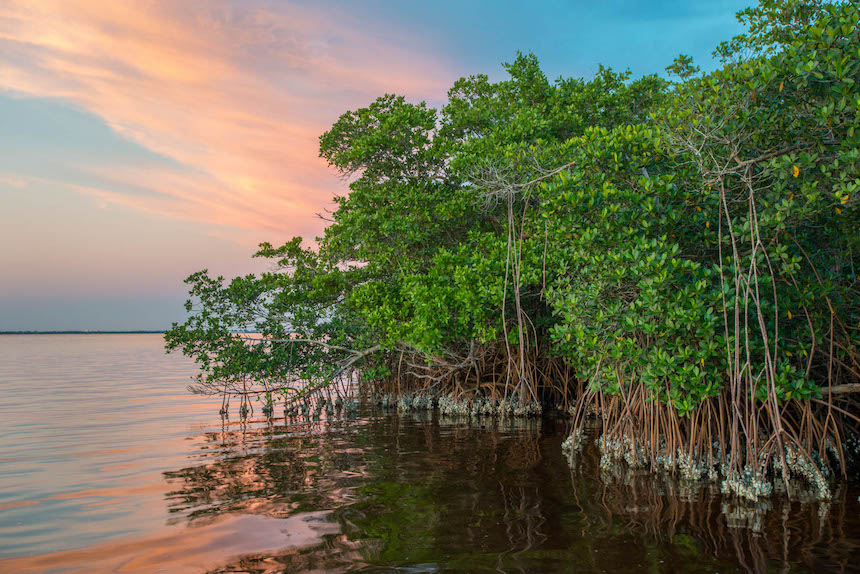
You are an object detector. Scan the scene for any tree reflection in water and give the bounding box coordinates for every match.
[567,439,859,574]
[163,417,370,526]
[161,412,860,573]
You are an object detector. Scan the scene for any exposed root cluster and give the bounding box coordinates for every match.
[563,392,860,502]
[373,391,544,418]
[281,395,359,421]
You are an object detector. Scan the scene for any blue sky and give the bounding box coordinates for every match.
[0,0,748,330]
[324,0,748,79]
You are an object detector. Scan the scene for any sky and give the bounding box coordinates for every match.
[0,0,749,331]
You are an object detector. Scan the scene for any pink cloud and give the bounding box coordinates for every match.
[0,0,454,243]
[0,175,30,189]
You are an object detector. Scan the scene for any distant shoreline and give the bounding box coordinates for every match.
[0,331,165,335]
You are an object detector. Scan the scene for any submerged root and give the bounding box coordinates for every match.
[561,428,584,455]
[373,390,545,418]
[564,386,858,503]
[721,468,774,502]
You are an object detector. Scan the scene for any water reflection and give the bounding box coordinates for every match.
[2,334,857,572]
[568,441,859,574]
[162,417,372,525]
[0,511,341,574]
[152,412,860,573]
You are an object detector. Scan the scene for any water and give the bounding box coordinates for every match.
[0,334,858,573]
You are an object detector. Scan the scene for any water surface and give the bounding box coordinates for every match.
[0,334,857,573]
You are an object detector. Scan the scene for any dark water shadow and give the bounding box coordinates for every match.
[5,411,856,573]
[159,412,860,573]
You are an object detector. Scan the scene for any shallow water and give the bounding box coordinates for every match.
[0,334,858,573]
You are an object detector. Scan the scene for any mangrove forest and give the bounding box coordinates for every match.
[166,0,860,504]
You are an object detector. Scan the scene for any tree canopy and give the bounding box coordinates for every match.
[167,0,859,499]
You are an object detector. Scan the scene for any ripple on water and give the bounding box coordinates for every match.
[0,334,858,573]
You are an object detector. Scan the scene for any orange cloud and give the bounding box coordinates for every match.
[0,0,453,243]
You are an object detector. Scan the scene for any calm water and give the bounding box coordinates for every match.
[0,334,858,573]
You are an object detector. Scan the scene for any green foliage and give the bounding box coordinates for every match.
[167,1,859,418]
[665,54,701,81]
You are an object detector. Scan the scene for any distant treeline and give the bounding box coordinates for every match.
[0,331,165,335]
[0,330,263,335]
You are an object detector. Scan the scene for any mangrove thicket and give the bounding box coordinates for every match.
[166,0,860,501]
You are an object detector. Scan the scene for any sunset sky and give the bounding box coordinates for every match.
[0,0,748,331]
